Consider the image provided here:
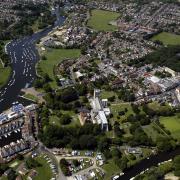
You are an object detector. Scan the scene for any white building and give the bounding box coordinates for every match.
[90,89,110,131]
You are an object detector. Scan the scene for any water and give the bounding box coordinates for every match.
[119,147,180,179]
[0,7,65,113]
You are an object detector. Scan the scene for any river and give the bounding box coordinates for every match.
[0,6,65,113]
[119,147,180,179]
[0,4,180,180]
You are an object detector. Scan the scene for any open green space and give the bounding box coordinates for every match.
[49,112,80,128]
[110,103,134,122]
[160,115,180,141]
[23,93,38,102]
[38,48,80,88]
[151,32,180,45]
[103,159,120,180]
[0,62,11,89]
[34,156,53,180]
[9,159,21,169]
[101,91,117,99]
[143,123,165,142]
[87,9,120,31]
[148,101,172,113]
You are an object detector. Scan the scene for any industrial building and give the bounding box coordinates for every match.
[90,89,110,131]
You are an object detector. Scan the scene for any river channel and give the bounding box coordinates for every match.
[0,7,65,113]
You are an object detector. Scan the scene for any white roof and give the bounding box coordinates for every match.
[98,111,108,124]
[149,76,160,83]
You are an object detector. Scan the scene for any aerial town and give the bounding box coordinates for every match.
[0,0,180,180]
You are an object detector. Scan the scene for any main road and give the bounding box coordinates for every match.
[0,7,65,113]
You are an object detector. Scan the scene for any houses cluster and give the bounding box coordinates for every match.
[118,1,180,34]
[40,4,92,48]
[0,0,49,30]
[41,23,91,48]
[87,1,122,12]
[90,31,158,62]
[0,139,29,160]
[0,103,37,162]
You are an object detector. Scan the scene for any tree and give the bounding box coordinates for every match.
[118,156,128,170]
[60,159,70,176]
[60,114,71,125]
[173,155,180,176]
[79,135,97,150]
[73,160,80,167]
[156,137,173,152]
[111,148,122,158]
[25,157,41,169]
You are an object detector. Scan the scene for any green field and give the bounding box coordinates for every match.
[110,103,134,121]
[101,91,117,99]
[49,112,80,128]
[151,32,180,45]
[148,101,172,113]
[160,115,180,141]
[143,123,165,142]
[103,159,120,180]
[23,93,38,102]
[38,48,80,88]
[34,156,53,180]
[0,62,11,89]
[87,9,120,31]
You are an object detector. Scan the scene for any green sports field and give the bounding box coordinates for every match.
[87,9,120,31]
[151,32,180,45]
[160,115,180,141]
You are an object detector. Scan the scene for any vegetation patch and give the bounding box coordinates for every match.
[38,48,81,88]
[143,123,165,142]
[33,156,53,180]
[110,103,134,122]
[87,9,120,31]
[160,115,180,141]
[0,62,11,89]
[137,45,180,72]
[23,93,38,102]
[151,32,180,45]
[103,159,120,180]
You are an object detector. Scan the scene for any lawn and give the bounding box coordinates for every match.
[49,111,80,128]
[49,115,61,126]
[151,32,180,45]
[110,103,134,122]
[143,123,165,142]
[160,115,180,141]
[0,62,11,89]
[103,159,120,180]
[34,156,53,180]
[23,93,38,102]
[101,91,117,99]
[38,48,81,88]
[148,101,171,113]
[87,9,120,31]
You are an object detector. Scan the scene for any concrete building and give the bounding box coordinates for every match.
[90,89,110,131]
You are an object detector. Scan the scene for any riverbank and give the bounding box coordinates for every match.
[37,48,81,89]
[0,61,11,89]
